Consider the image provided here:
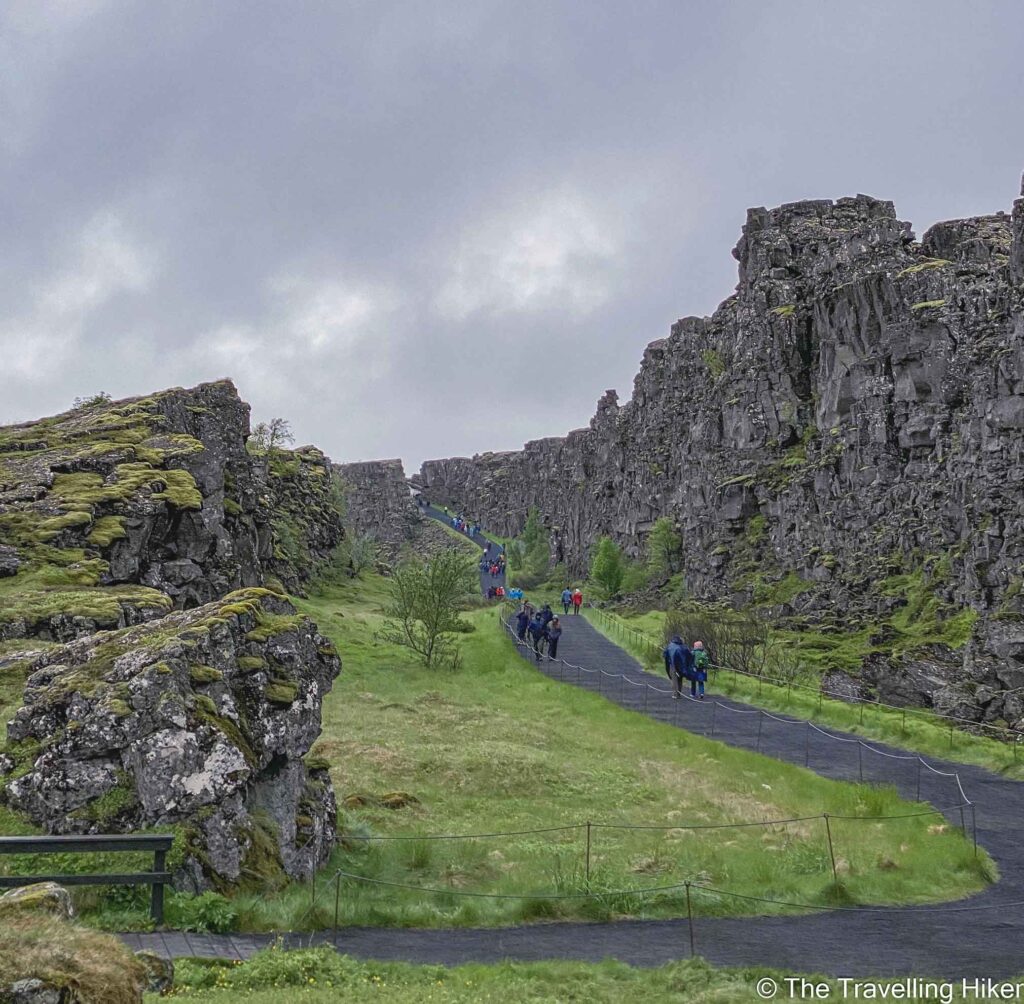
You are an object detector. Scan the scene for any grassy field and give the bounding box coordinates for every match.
[182,569,992,933]
[153,947,1023,1003]
[577,605,1024,779]
[0,567,995,934]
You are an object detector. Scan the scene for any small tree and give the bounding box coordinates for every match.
[380,550,477,669]
[646,516,682,580]
[347,532,379,578]
[250,417,294,454]
[72,391,111,410]
[590,536,626,600]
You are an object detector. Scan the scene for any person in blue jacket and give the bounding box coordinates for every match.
[663,635,693,699]
[561,587,572,614]
[528,613,549,662]
[515,608,530,642]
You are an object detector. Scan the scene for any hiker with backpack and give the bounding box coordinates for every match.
[692,640,709,699]
[515,607,530,642]
[528,613,548,662]
[547,617,562,659]
[663,635,686,699]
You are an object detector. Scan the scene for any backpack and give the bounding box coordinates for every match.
[693,649,709,677]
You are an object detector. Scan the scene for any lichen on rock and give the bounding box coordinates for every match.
[0,589,341,892]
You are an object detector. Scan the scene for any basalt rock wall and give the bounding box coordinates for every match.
[421,179,1024,725]
[0,380,344,640]
[333,458,419,560]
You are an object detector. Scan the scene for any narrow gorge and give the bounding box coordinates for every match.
[419,180,1024,728]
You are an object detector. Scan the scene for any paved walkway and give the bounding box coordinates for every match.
[125,513,1024,977]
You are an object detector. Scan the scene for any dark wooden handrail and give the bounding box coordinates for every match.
[0,833,175,923]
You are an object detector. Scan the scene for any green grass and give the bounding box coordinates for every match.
[147,570,990,933]
[155,948,1022,1002]
[582,606,1024,778]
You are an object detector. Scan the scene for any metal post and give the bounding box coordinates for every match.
[971,803,978,857]
[858,743,863,783]
[598,671,603,695]
[151,847,166,925]
[756,712,764,752]
[949,722,954,749]
[620,673,625,703]
[823,814,838,884]
[805,722,810,767]
[959,805,967,839]
[585,821,592,882]
[916,759,922,802]
[901,708,906,734]
[333,872,341,942]
[859,700,865,726]
[710,700,717,737]
[644,684,649,714]
[685,881,695,956]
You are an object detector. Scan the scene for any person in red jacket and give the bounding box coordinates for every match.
[571,588,583,615]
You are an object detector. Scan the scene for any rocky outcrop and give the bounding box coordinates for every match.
[0,380,343,641]
[333,458,419,560]
[0,589,340,891]
[263,446,345,594]
[421,179,1024,726]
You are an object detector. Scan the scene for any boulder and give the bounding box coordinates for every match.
[1,589,341,892]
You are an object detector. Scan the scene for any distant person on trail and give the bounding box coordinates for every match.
[571,588,583,615]
[495,585,505,599]
[515,608,530,641]
[547,617,562,659]
[561,587,572,614]
[540,603,554,627]
[692,640,709,699]
[487,585,496,600]
[528,613,548,662]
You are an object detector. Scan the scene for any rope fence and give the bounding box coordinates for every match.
[584,605,1024,753]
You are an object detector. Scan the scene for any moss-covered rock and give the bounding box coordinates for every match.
[1,591,341,892]
[0,380,345,641]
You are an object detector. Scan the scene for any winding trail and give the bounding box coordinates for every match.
[124,510,1024,977]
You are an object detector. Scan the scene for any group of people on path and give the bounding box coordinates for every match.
[514,601,563,662]
[481,552,506,577]
[663,636,710,699]
[486,584,506,599]
[560,587,584,615]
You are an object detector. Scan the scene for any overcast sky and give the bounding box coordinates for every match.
[2,1,1022,471]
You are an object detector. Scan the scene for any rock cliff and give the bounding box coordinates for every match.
[420,179,1024,726]
[0,380,343,641]
[333,458,420,560]
[0,589,339,891]
[0,381,345,890]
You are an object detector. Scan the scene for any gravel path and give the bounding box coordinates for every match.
[125,512,1024,977]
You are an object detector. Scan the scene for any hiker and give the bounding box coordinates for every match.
[571,588,583,615]
[679,638,696,697]
[547,617,562,659]
[515,607,530,641]
[692,640,709,699]
[561,586,572,614]
[495,585,505,599]
[487,585,496,600]
[528,613,548,662]
[540,603,554,627]
[663,635,686,699]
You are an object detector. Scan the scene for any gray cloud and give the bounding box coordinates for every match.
[2,0,1022,468]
